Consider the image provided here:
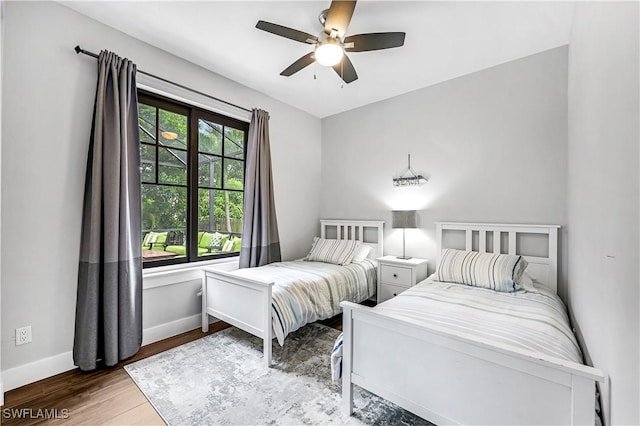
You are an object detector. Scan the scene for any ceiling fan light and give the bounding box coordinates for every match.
[315,39,344,67]
[161,131,178,140]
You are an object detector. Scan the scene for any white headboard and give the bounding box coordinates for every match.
[320,220,384,259]
[436,222,560,293]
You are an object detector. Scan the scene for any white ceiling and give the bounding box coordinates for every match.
[62,1,575,118]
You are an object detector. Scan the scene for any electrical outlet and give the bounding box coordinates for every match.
[16,326,32,346]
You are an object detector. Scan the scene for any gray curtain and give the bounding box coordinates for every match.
[239,109,282,268]
[73,51,142,371]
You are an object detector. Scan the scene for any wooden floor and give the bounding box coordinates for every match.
[1,322,233,425]
[2,315,346,426]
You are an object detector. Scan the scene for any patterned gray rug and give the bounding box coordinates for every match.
[125,323,431,425]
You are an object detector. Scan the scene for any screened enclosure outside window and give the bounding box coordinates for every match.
[138,91,248,267]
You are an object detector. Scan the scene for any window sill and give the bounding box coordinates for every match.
[142,256,239,290]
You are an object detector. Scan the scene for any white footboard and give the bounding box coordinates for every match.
[341,302,604,425]
[203,268,274,366]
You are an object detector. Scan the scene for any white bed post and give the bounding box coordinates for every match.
[341,304,354,415]
[548,226,559,291]
[571,375,595,425]
[264,283,273,367]
[435,223,443,263]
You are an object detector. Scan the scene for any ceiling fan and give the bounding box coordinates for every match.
[256,0,406,84]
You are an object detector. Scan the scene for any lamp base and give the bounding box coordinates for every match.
[396,255,413,260]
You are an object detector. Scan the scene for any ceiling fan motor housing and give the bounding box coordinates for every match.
[318,9,329,26]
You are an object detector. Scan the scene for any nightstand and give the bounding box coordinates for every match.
[376,256,429,303]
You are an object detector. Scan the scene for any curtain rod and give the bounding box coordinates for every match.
[74,46,253,114]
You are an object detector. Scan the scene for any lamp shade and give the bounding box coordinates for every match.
[392,210,417,229]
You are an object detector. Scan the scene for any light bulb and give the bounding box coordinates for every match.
[315,39,344,67]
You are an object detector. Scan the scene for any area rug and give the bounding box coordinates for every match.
[125,323,431,425]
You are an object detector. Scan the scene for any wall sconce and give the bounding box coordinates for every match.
[393,154,428,187]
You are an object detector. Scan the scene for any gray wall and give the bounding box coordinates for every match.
[567,2,639,424]
[321,47,569,285]
[1,0,321,375]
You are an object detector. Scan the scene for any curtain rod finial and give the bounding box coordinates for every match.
[74,45,82,54]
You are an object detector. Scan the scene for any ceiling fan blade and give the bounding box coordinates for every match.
[332,54,358,84]
[324,1,357,39]
[280,52,316,76]
[344,32,406,52]
[256,20,317,44]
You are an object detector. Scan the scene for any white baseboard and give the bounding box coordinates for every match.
[142,314,217,346]
[2,350,75,393]
[2,315,217,394]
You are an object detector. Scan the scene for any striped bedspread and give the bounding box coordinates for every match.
[332,277,583,380]
[376,277,583,363]
[231,259,377,346]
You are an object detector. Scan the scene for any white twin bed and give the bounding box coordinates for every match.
[202,219,383,366]
[202,220,604,425]
[340,222,604,425]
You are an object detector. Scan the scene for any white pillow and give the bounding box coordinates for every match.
[351,244,372,263]
[516,271,542,293]
[305,237,361,266]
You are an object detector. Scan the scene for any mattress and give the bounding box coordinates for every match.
[375,276,583,364]
[231,259,377,345]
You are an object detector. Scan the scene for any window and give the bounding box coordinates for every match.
[138,91,248,267]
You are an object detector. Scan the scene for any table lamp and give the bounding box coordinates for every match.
[392,210,417,260]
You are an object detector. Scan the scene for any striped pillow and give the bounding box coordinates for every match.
[305,237,361,266]
[435,249,528,293]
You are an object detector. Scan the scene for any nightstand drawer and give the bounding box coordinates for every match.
[379,283,409,303]
[381,264,412,285]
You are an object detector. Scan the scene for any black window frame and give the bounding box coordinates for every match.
[138,90,249,268]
